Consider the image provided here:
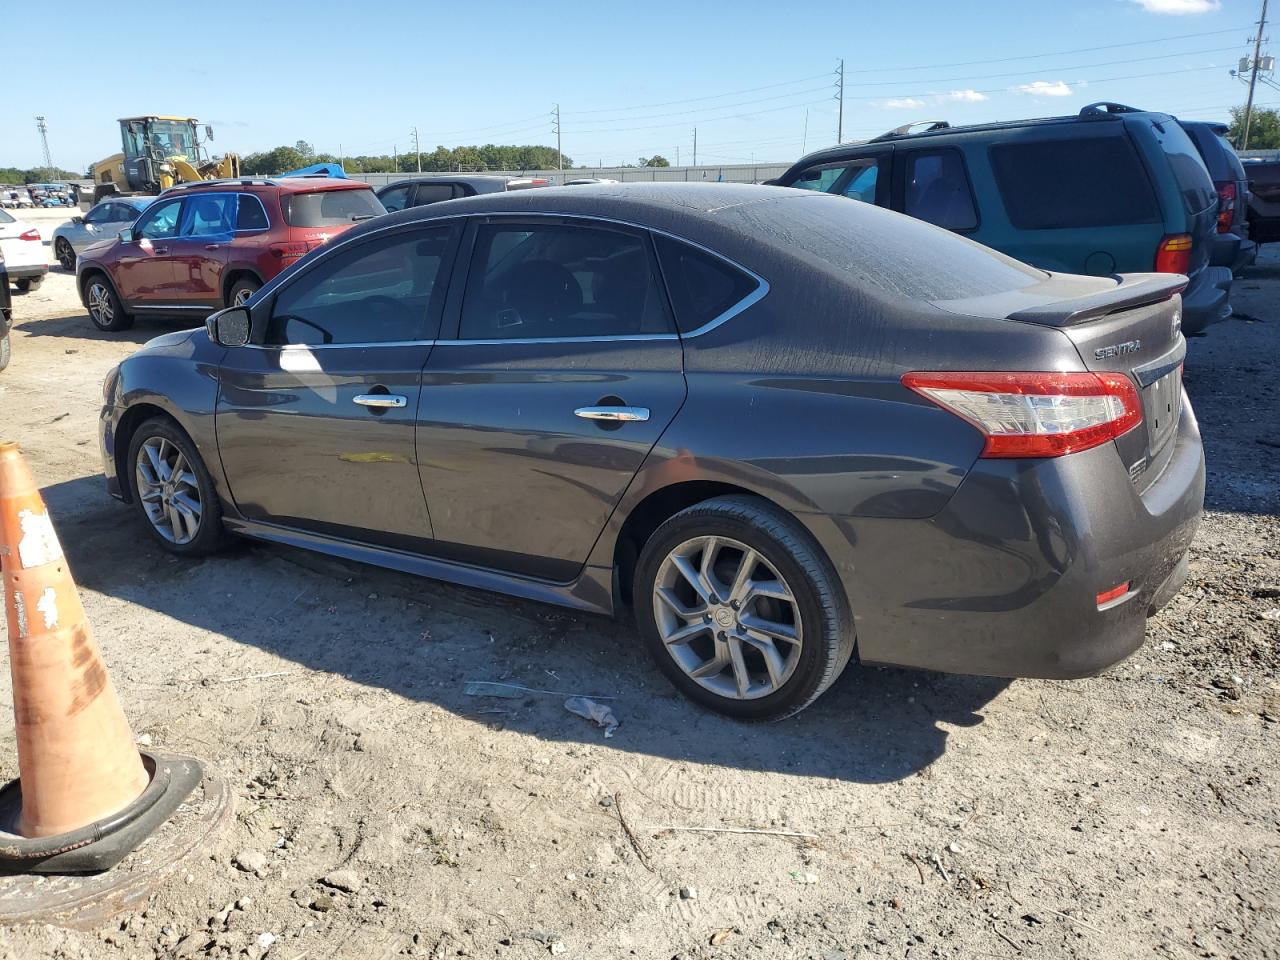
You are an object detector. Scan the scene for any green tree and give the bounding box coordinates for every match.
[639,155,670,167]
[1228,106,1280,150]
[0,165,86,184]
[239,146,306,175]
[294,140,315,159]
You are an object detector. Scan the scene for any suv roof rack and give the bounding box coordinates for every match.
[163,178,278,192]
[1078,102,1144,120]
[870,120,952,142]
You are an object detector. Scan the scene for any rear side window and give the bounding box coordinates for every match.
[1214,135,1246,179]
[236,195,269,231]
[283,188,384,227]
[413,183,456,206]
[459,222,671,340]
[991,137,1160,229]
[903,149,978,231]
[654,234,759,333]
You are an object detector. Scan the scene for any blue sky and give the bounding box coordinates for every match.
[8,0,1276,171]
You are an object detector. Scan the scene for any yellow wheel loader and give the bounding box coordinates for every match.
[89,116,240,205]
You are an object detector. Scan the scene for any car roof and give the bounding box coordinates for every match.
[379,175,524,189]
[790,103,1173,166]
[160,176,373,198]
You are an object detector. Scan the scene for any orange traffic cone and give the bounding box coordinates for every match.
[0,441,201,873]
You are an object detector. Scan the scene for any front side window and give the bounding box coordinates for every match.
[787,165,847,192]
[267,227,451,346]
[283,188,384,227]
[180,194,235,237]
[786,159,880,203]
[83,204,111,225]
[903,149,978,231]
[459,222,672,340]
[135,198,182,240]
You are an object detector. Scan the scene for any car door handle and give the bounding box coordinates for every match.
[574,406,650,422]
[153,246,169,255]
[204,243,220,250]
[354,394,408,409]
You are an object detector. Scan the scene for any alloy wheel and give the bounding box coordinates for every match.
[56,239,75,270]
[232,287,256,306]
[135,437,203,544]
[87,282,113,324]
[652,535,803,700]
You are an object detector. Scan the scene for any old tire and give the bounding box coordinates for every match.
[84,274,133,332]
[0,333,10,372]
[127,418,227,557]
[633,495,854,721]
[16,277,42,293]
[227,278,260,307]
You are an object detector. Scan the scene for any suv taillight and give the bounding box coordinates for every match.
[1154,234,1192,274]
[19,229,39,242]
[268,241,313,261]
[1215,181,1236,233]
[901,371,1143,458]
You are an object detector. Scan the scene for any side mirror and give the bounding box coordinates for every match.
[206,306,251,347]
[71,216,83,225]
[118,228,135,243]
[205,125,214,141]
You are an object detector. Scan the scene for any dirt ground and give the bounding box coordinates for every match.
[0,208,1277,960]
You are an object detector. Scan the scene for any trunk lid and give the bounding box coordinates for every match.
[934,271,1186,490]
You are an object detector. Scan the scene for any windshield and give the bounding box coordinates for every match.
[124,120,196,160]
[283,189,384,227]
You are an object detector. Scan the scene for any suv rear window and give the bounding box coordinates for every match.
[283,188,384,227]
[991,137,1161,229]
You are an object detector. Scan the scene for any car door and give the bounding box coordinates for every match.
[168,193,235,306]
[114,196,183,303]
[73,202,117,249]
[415,216,687,582]
[215,221,460,548]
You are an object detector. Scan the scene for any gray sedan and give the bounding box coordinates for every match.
[52,197,154,270]
[97,183,1204,719]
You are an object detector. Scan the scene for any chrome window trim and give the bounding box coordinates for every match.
[238,339,437,351]
[259,209,770,346]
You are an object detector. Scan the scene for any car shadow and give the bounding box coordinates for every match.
[40,473,1009,787]
[15,309,194,345]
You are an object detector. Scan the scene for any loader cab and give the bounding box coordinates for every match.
[119,117,203,193]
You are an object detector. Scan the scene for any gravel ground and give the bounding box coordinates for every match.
[0,210,1276,960]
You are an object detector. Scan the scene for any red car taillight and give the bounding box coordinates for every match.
[268,241,313,262]
[19,229,39,242]
[901,371,1143,458]
[1215,181,1236,233]
[1154,234,1193,274]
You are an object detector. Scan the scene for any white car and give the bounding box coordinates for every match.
[0,209,48,292]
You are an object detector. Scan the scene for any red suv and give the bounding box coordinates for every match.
[77,176,384,331]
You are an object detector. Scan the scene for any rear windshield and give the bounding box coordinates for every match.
[731,193,1045,303]
[991,137,1161,229]
[283,188,384,227]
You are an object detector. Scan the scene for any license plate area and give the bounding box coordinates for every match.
[1143,366,1181,455]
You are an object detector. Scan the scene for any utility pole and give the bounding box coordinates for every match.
[393,144,398,173]
[1241,0,1271,151]
[836,59,845,144]
[35,116,52,179]
[693,127,697,167]
[676,145,680,166]
[412,126,421,173]
[553,104,563,180]
[338,143,343,169]
[802,109,809,155]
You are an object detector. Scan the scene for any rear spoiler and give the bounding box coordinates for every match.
[1007,273,1186,327]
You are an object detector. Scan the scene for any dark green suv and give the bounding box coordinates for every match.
[774,102,1232,334]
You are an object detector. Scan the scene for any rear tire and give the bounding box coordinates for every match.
[127,417,227,557]
[16,277,42,293]
[633,495,854,720]
[84,275,133,332]
[227,278,260,307]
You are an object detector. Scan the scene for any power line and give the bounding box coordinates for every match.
[568,83,834,127]
[570,71,831,115]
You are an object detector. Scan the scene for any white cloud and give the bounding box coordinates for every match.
[871,97,927,110]
[934,89,988,103]
[1010,80,1076,97]
[1129,0,1219,13]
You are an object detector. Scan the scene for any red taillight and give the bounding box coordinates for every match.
[19,229,39,242]
[1215,181,1236,233]
[901,371,1143,459]
[1154,234,1192,274]
[1096,582,1131,608]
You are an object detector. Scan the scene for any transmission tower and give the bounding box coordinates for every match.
[35,116,52,179]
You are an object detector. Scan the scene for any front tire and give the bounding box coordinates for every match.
[633,496,854,720]
[0,333,10,372]
[127,418,227,556]
[84,275,133,331]
[56,238,75,271]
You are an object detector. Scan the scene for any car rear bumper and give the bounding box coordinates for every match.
[5,263,48,281]
[807,393,1205,679]
[1180,265,1232,334]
